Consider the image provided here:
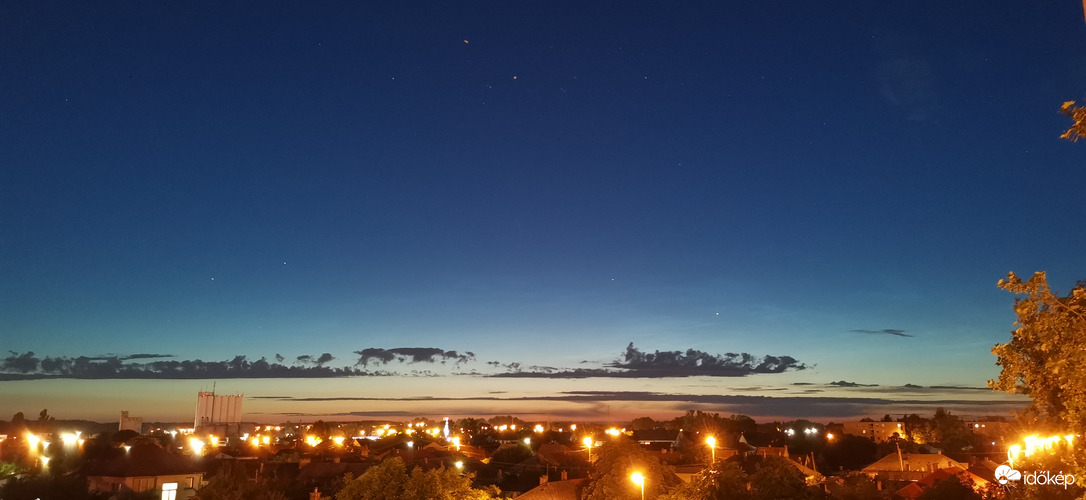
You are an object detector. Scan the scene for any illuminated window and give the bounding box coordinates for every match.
[162,482,178,500]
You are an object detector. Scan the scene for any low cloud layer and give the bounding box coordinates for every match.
[252,389,1026,420]
[491,343,807,378]
[354,348,475,367]
[3,343,802,380]
[0,351,365,380]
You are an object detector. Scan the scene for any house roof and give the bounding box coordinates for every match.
[296,462,371,483]
[83,443,204,477]
[515,478,588,500]
[862,453,968,473]
[535,443,573,466]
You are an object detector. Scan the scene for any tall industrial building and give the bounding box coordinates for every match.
[118,411,143,433]
[194,391,243,437]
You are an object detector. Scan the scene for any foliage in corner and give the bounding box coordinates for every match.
[1060,101,1086,142]
[991,272,1086,474]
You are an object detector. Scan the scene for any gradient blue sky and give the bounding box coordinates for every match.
[1,1,1084,421]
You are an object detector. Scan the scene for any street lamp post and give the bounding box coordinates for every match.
[706,436,716,464]
[631,472,645,500]
[583,437,593,462]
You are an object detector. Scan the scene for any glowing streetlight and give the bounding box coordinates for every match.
[61,432,80,445]
[455,461,464,470]
[706,436,716,463]
[631,472,645,500]
[583,437,594,462]
[189,437,205,455]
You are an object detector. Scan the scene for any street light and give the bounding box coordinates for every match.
[706,436,716,463]
[630,472,644,500]
[583,437,594,462]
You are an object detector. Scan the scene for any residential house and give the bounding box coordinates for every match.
[84,442,204,500]
[861,452,969,482]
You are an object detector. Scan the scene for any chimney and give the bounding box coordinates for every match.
[561,470,568,481]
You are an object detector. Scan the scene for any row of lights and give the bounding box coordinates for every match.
[1007,434,1075,467]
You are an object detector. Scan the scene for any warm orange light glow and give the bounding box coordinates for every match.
[189,437,205,455]
[631,472,645,500]
[333,436,346,446]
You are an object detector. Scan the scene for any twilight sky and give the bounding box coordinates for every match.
[1,1,1084,422]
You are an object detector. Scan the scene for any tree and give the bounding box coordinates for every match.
[1060,101,1086,142]
[198,461,287,500]
[825,474,880,500]
[748,456,810,500]
[990,272,1086,472]
[990,272,1086,430]
[660,461,749,500]
[581,437,682,500]
[336,457,499,500]
[917,475,979,500]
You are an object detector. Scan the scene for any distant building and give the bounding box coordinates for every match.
[119,411,143,433]
[842,421,905,443]
[966,421,1012,445]
[194,391,243,437]
[631,429,684,453]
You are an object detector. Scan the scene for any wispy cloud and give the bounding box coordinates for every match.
[875,57,939,121]
[828,380,880,388]
[850,328,913,338]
